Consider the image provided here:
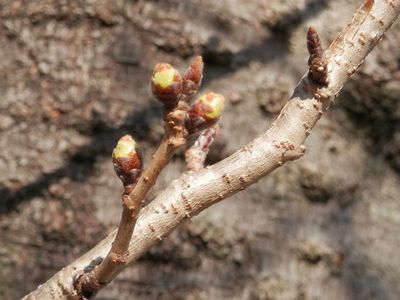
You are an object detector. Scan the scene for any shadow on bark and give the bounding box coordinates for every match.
[0,0,330,214]
[0,104,161,214]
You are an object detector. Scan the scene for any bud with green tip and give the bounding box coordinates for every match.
[185,92,225,134]
[151,63,183,109]
[112,135,142,190]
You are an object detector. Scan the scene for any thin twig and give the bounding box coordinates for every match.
[185,127,218,172]
[75,102,188,297]
[76,57,207,298]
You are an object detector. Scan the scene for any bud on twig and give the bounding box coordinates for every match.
[182,56,204,97]
[151,63,183,109]
[307,27,328,86]
[186,92,225,134]
[112,135,142,192]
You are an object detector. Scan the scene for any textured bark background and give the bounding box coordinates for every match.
[1,0,400,299]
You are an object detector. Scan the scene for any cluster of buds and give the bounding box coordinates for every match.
[112,135,142,193]
[151,56,225,134]
[113,57,225,191]
[151,56,205,109]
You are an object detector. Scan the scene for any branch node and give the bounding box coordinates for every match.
[148,223,156,232]
[181,192,192,216]
[239,175,248,184]
[296,102,305,109]
[171,203,178,214]
[109,253,128,265]
[121,194,132,207]
[222,173,232,184]
[160,203,169,214]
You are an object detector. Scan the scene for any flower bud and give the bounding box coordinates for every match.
[151,63,183,109]
[182,56,204,96]
[112,135,142,189]
[186,92,225,133]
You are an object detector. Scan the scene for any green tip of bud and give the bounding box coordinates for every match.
[113,135,137,159]
[151,63,183,109]
[199,93,225,120]
[152,64,180,89]
[186,92,225,134]
[112,135,142,188]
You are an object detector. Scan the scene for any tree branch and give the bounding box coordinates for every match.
[23,1,400,299]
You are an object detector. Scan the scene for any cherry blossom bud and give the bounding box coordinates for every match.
[307,27,328,86]
[186,92,225,133]
[112,135,142,189]
[182,56,204,96]
[151,63,183,109]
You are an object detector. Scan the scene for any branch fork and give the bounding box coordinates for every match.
[74,56,225,299]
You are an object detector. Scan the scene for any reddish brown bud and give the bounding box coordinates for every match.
[112,135,142,190]
[151,63,183,109]
[307,27,323,60]
[182,56,204,96]
[186,92,225,133]
[307,27,328,86]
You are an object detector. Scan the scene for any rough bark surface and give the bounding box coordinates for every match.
[1,1,400,299]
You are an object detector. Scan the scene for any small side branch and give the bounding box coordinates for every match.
[185,127,218,172]
[74,57,223,298]
[75,106,188,298]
